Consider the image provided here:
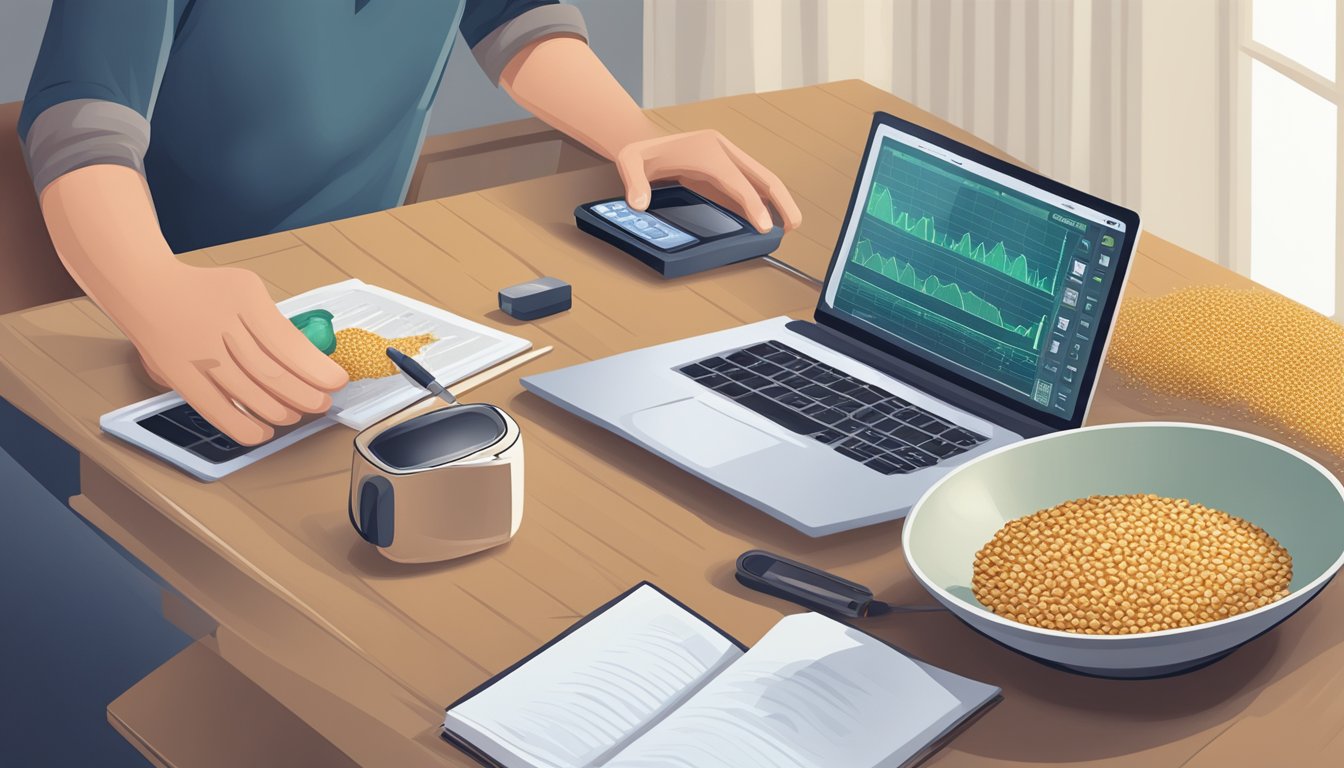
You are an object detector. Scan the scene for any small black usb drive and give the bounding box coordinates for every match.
[499,277,572,320]
[735,549,882,618]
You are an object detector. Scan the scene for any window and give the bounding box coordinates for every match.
[1235,0,1341,317]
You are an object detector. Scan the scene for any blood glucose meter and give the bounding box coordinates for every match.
[575,186,784,278]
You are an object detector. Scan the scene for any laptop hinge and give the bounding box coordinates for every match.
[786,320,1054,439]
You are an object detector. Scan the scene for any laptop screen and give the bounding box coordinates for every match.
[822,122,1132,423]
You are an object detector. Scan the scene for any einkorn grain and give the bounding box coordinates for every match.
[972,494,1292,634]
[1108,286,1344,456]
[330,328,437,381]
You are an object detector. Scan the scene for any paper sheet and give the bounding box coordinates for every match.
[276,280,530,429]
[607,613,961,768]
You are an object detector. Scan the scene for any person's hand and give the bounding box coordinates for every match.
[36,164,347,445]
[614,130,803,233]
[114,263,349,445]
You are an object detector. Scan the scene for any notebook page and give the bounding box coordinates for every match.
[445,585,743,768]
[606,613,960,768]
[275,280,529,429]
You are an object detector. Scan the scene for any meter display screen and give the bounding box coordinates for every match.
[657,203,744,237]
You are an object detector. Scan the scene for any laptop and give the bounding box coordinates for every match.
[523,112,1140,536]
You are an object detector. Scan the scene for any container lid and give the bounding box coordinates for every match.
[367,404,507,471]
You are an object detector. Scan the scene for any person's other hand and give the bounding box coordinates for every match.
[614,130,803,233]
[115,263,349,445]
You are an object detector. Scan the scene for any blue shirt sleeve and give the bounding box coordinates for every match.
[458,0,562,48]
[18,0,177,141]
[460,1,587,84]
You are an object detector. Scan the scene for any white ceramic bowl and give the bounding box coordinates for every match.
[902,422,1344,678]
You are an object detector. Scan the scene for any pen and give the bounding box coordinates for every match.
[386,347,457,406]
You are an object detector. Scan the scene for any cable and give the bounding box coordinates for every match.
[863,601,948,617]
[762,255,824,288]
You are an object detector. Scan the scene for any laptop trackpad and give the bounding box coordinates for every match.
[629,398,780,468]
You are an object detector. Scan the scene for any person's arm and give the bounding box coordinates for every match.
[40,167,347,444]
[21,2,346,445]
[461,2,801,233]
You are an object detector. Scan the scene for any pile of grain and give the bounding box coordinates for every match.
[972,493,1292,635]
[329,328,437,381]
[1107,285,1344,455]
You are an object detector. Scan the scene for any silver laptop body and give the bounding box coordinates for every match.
[524,113,1140,536]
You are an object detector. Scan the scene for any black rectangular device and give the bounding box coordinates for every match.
[498,276,571,320]
[575,186,784,278]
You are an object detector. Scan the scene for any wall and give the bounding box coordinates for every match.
[642,0,1225,263]
[0,1,643,137]
[1137,0,1223,263]
[643,0,1144,216]
[0,0,47,104]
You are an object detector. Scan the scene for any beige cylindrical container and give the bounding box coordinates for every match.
[348,397,524,563]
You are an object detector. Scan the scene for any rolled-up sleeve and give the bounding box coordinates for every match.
[461,1,589,85]
[17,0,174,194]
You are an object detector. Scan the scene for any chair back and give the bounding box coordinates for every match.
[0,101,81,315]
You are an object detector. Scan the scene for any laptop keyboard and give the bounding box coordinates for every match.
[677,341,988,475]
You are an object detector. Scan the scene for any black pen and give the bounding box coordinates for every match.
[386,347,457,406]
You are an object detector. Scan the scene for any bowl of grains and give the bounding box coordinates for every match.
[902,422,1344,678]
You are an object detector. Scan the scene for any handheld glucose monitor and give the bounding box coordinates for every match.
[575,186,784,278]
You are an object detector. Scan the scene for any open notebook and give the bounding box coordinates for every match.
[442,583,999,768]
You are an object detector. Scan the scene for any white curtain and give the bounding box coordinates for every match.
[642,0,1144,211]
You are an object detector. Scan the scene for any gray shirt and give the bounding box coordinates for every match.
[19,0,587,252]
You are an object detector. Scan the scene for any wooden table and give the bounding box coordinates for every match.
[2,81,1341,768]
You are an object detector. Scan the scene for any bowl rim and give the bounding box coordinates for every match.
[901,421,1344,641]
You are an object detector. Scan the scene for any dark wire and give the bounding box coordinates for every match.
[864,601,948,617]
[762,255,824,288]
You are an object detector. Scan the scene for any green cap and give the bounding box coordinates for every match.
[288,309,337,355]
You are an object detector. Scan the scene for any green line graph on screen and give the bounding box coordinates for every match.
[851,239,1046,349]
[868,146,1071,293]
[831,140,1080,391]
[866,182,1063,294]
